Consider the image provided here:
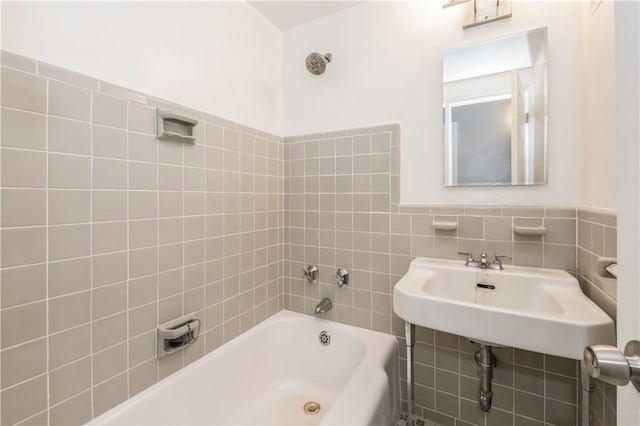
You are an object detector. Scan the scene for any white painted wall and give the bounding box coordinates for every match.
[2,1,615,207]
[283,1,584,205]
[1,1,283,135]
[615,0,640,423]
[580,1,617,210]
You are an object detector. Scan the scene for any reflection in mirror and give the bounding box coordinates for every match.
[442,27,548,187]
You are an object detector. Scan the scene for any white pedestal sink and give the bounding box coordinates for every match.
[393,257,615,360]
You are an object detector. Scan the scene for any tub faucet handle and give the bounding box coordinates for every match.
[332,268,349,287]
[302,265,319,284]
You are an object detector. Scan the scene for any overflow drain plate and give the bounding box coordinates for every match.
[304,401,321,415]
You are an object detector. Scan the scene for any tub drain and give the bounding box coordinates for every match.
[304,401,321,415]
[319,330,330,346]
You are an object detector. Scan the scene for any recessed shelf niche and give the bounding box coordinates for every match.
[156,109,198,144]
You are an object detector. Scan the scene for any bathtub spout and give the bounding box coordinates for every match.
[314,298,332,315]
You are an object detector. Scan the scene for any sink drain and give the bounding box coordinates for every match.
[303,401,321,415]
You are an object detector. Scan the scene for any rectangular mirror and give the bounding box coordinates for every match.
[442,27,548,187]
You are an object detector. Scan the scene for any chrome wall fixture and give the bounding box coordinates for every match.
[157,314,201,358]
[442,0,472,8]
[314,298,333,316]
[333,268,349,287]
[305,52,332,76]
[443,0,512,29]
[303,264,320,284]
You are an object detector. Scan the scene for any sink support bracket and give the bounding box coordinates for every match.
[404,322,416,425]
[579,362,595,426]
[475,344,497,412]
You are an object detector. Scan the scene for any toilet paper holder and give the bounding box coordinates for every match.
[584,340,640,393]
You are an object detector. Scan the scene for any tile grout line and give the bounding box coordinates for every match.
[203,123,208,353]
[2,57,611,425]
[125,99,131,400]
[221,129,227,343]
[45,72,51,426]
[89,84,95,420]
[251,133,256,330]
[179,112,186,370]
[155,104,160,384]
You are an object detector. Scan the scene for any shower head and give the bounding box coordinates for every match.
[305,52,332,76]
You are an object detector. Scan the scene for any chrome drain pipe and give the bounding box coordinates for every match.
[404,322,416,425]
[475,344,497,412]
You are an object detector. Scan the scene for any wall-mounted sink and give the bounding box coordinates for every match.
[393,257,615,360]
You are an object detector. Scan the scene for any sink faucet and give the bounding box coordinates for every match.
[314,298,332,315]
[459,252,510,270]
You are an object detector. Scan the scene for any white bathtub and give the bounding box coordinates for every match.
[89,310,400,425]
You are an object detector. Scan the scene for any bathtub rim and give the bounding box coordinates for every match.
[88,309,400,426]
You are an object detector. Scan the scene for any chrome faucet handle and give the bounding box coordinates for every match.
[457,251,474,261]
[332,268,349,287]
[489,255,512,270]
[302,265,320,284]
[458,252,480,267]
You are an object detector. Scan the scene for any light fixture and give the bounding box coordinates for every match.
[442,0,472,9]
[443,0,512,29]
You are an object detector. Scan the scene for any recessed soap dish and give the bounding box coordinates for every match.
[157,313,201,358]
[432,221,458,231]
[156,109,198,144]
[513,225,546,236]
[596,257,618,278]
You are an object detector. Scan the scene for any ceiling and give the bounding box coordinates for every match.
[248,1,362,31]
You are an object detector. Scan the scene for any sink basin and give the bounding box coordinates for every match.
[393,257,615,360]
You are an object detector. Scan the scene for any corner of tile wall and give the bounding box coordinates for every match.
[0,49,285,425]
[575,206,618,426]
[281,120,619,426]
[1,48,619,426]
[576,206,617,322]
